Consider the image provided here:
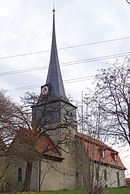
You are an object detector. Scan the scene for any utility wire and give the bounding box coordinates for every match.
[0,36,130,60]
[60,36,130,50]
[6,75,95,92]
[0,51,129,77]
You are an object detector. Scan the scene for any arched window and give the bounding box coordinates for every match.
[18,168,22,182]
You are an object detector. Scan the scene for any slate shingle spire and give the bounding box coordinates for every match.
[32,9,77,129]
[46,9,66,99]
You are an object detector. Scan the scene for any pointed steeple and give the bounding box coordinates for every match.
[32,9,77,130]
[46,9,66,99]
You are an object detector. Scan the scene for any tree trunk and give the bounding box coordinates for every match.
[23,161,33,191]
[128,101,130,145]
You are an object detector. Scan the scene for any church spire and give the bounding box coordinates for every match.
[46,9,66,98]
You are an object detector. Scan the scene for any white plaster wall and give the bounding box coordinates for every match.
[96,164,125,188]
[106,166,125,187]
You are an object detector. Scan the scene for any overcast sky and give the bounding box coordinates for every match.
[0,0,130,177]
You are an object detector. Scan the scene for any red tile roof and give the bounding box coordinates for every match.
[8,127,63,162]
[76,132,125,170]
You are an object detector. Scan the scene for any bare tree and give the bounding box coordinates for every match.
[74,59,129,194]
[0,91,18,142]
[77,60,129,194]
[71,137,106,194]
[5,92,76,191]
[74,73,127,194]
[0,90,76,191]
[0,91,19,191]
[0,155,11,192]
[74,94,109,194]
[90,59,130,146]
[0,140,10,191]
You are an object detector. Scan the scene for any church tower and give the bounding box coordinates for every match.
[32,10,76,132]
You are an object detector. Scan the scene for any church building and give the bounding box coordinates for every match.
[5,10,126,192]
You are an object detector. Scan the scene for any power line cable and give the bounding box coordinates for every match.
[60,36,130,50]
[6,75,95,92]
[0,36,130,60]
[0,51,130,76]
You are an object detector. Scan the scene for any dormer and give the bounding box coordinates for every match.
[111,151,118,161]
[99,146,105,159]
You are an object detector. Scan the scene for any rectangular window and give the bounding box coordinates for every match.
[117,172,120,187]
[96,168,99,181]
[104,169,107,181]
[18,168,22,182]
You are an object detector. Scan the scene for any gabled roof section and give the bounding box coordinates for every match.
[46,9,66,99]
[76,132,126,170]
[8,127,63,162]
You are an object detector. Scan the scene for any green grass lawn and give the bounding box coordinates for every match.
[1,188,130,194]
[0,190,85,194]
[103,187,130,194]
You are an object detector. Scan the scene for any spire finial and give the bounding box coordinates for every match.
[52,3,55,13]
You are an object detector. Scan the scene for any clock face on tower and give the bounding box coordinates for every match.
[41,85,49,95]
